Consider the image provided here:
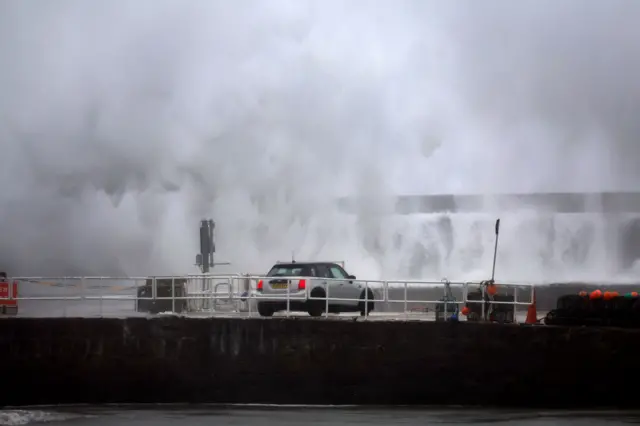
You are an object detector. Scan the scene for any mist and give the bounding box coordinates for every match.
[1,0,640,281]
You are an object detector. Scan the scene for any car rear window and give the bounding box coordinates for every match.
[267,265,310,277]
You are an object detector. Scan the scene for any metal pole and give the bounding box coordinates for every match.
[286,280,291,317]
[63,278,67,318]
[384,281,389,312]
[171,276,176,314]
[513,285,518,323]
[481,283,485,320]
[99,277,103,317]
[404,282,408,320]
[463,282,468,321]
[248,278,253,317]
[364,281,369,318]
[325,282,330,318]
[491,218,501,282]
[81,277,85,305]
[443,281,448,319]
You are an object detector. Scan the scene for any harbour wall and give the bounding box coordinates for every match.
[1,316,638,408]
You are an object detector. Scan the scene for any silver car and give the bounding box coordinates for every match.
[255,261,375,317]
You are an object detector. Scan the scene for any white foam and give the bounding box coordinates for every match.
[235,211,640,284]
[0,410,84,426]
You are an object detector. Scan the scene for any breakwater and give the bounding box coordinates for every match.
[0,316,637,408]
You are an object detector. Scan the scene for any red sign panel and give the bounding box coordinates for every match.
[0,281,18,306]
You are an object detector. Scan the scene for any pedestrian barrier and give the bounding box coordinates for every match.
[2,275,547,322]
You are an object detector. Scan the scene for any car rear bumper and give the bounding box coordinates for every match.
[257,289,307,300]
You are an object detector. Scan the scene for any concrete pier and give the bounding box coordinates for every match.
[1,316,638,408]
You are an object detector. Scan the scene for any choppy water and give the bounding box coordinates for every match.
[1,406,639,426]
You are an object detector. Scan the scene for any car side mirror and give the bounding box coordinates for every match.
[347,275,356,280]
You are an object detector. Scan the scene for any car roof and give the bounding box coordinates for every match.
[270,262,341,268]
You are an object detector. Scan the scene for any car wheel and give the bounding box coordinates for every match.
[257,303,274,317]
[359,290,375,316]
[308,288,326,317]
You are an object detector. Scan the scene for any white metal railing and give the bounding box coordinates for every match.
[0,274,546,321]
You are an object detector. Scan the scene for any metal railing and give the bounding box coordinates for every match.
[0,274,540,321]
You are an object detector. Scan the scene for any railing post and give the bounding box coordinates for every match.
[286,278,291,317]
[248,277,253,317]
[325,281,330,318]
[7,277,13,315]
[384,280,389,312]
[171,276,176,314]
[462,282,468,320]
[152,276,157,301]
[404,282,408,320]
[364,281,369,319]
[235,276,242,313]
[98,277,103,317]
[481,283,485,321]
[230,276,235,313]
[62,278,67,318]
[202,277,207,312]
[443,282,448,319]
[513,284,518,323]
[210,277,214,312]
[214,278,218,312]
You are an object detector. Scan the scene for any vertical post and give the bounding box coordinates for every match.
[212,280,217,312]
[7,277,13,304]
[382,281,389,308]
[481,283,485,321]
[384,281,389,312]
[229,275,238,312]
[325,281,330,318]
[7,277,13,316]
[404,282,408,320]
[151,277,156,316]
[211,278,216,313]
[63,278,67,318]
[171,276,176,314]
[513,285,518,323]
[364,281,369,319]
[491,218,501,281]
[99,277,103,317]
[201,276,206,311]
[248,278,253,317]
[233,276,237,312]
[443,283,448,319]
[134,278,139,312]
[286,278,291,317]
[81,277,85,308]
[462,282,468,321]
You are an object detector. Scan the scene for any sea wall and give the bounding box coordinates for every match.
[1,316,638,408]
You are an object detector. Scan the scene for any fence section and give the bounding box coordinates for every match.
[0,275,543,322]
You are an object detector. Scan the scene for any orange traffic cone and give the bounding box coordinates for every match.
[525,287,537,324]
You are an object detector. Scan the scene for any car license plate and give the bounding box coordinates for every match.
[271,283,288,289]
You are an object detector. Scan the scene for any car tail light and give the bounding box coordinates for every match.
[257,280,263,291]
[298,279,306,290]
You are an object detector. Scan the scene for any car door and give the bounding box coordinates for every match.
[314,264,343,305]
[327,264,358,306]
